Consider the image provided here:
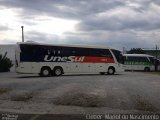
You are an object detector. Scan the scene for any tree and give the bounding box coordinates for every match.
[127,48,146,54]
[0,52,13,72]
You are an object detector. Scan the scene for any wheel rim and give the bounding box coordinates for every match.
[55,69,61,75]
[43,69,49,76]
[109,68,114,74]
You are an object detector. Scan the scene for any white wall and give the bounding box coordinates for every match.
[0,44,16,71]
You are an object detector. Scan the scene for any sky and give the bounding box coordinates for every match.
[0,0,160,50]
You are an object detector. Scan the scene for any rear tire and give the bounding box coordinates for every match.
[40,67,51,77]
[53,67,63,76]
[108,67,115,75]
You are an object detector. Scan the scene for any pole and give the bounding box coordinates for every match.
[123,47,125,54]
[21,26,24,42]
[156,44,158,59]
[155,44,158,71]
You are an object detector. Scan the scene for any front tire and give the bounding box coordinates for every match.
[108,67,115,75]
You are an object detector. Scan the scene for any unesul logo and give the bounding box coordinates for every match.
[44,55,85,62]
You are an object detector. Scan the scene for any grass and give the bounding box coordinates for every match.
[0,88,12,95]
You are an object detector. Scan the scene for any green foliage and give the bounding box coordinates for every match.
[127,48,146,54]
[0,52,13,72]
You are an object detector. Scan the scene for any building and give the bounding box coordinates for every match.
[0,44,16,71]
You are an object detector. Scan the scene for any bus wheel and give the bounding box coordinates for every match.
[108,67,115,75]
[144,67,150,72]
[53,67,63,76]
[40,67,51,77]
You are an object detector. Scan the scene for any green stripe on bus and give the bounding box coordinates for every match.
[124,61,153,65]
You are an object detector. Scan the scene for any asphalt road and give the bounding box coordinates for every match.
[0,72,160,119]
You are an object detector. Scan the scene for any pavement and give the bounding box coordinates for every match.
[0,72,160,119]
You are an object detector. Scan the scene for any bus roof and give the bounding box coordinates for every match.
[123,54,155,57]
[17,42,121,51]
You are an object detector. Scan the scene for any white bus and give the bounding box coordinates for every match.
[15,42,124,76]
[123,54,156,72]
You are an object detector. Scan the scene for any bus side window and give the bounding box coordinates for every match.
[89,48,100,56]
[53,50,61,55]
[105,49,113,58]
[72,50,76,55]
[38,46,48,55]
[74,48,89,56]
[20,44,35,54]
[135,57,140,62]
[99,49,106,57]
[50,49,56,55]
[58,50,61,54]
[62,47,69,56]
[77,48,90,56]
[128,56,133,61]
[51,47,60,55]
[148,57,155,64]
[143,57,148,62]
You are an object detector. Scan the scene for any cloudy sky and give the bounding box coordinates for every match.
[0,0,160,50]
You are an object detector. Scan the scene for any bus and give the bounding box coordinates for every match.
[123,54,156,71]
[15,42,124,76]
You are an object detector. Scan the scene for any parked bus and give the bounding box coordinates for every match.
[123,54,156,71]
[15,42,124,76]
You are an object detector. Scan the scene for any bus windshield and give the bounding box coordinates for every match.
[111,49,124,64]
[148,57,155,65]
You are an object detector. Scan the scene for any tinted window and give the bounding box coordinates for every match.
[149,57,156,64]
[140,57,148,62]
[89,49,101,56]
[20,44,54,55]
[111,49,123,64]
[125,56,150,62]
[89,49,112,57]
[61,47,75,56]
[20,44,35,54]
[74,48,90,56]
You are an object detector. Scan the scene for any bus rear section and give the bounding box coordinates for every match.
[15,42,124,76]
[123,54,156,72]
